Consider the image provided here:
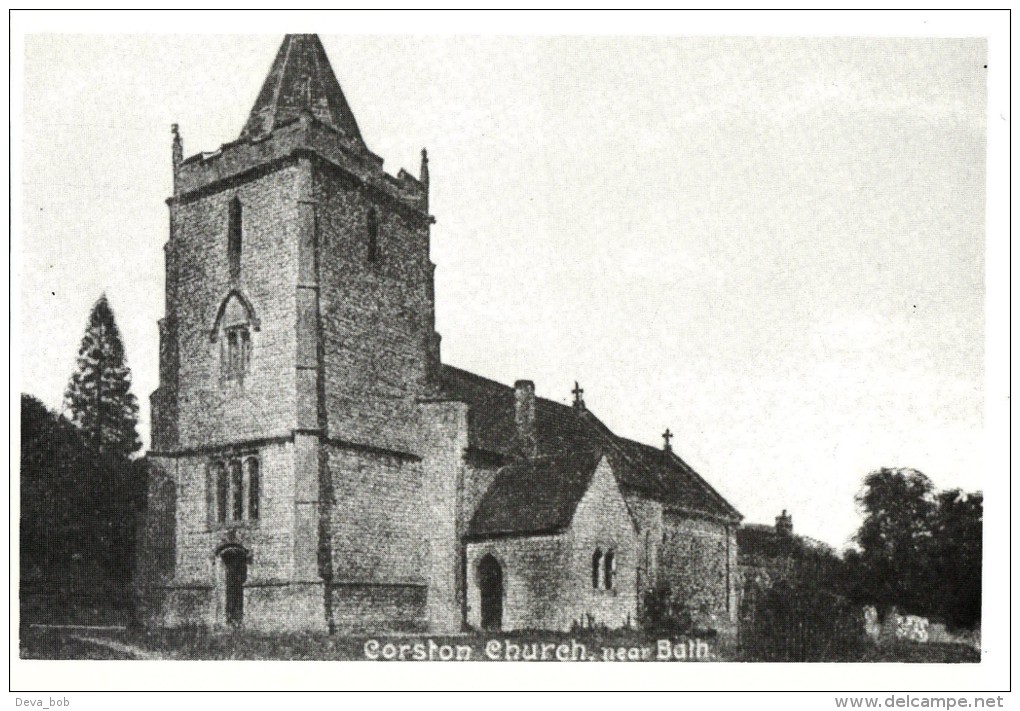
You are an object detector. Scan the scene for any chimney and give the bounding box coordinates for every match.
[775,509,793,537]
[513,379,537,459]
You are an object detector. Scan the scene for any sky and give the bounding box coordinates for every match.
[17,29,989,549]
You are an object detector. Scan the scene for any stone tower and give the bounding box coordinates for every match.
[144,34,446,631]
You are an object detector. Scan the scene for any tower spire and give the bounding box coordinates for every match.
[240,34,365,146]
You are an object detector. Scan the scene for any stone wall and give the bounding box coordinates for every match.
[563,457,640,629]
[624,495,664,591]
[465,457,639,631]
[168,166,301,449]
[417,401,470,632]
[658,512,738,627]
[327,446,427,586]
[172,442,297,586]
[315,165,436,453]
[331,584,427,633]
[466,534,570,631]
[143,441,330,630]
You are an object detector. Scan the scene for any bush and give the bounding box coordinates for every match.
[639,583,694,636]
[739,580,866,662]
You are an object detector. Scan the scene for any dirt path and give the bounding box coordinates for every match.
[69,634,163,660]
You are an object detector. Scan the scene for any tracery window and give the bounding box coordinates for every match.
[209,454,260,527]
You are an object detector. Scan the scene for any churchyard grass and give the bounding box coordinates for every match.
[19,624,978,662]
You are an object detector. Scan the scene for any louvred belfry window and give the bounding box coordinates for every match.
[213,291,258,381]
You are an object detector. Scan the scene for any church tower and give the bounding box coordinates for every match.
[144,35,445,631]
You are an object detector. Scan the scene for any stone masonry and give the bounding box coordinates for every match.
[138,34,743,635]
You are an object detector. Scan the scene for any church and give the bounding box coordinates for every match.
[138,34,743,634]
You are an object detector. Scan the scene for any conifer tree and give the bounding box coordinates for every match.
[64,294,141,458]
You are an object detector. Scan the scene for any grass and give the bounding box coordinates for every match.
[20,628,136,660]
[20,625,723,662]
[19,624,978,662]
[853,640,980,663]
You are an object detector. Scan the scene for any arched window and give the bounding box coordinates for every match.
[592,548,602,589]
[230,459,244,522]
[604,550,616,590]
[214,462,228,525]
[209,455,261,529]
[213,291,258,380]
[228,197,242,278]
[246,458,260,521]
[366,208,379,262]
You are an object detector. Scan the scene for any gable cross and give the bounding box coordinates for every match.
[572,381,585,409]
[663,428,673,452]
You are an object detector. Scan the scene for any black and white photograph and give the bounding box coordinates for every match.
[10,8,1010,701]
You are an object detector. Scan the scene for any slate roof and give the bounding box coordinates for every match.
[441,365,743,539]
[240,34,365,145]
[466,449,605,541]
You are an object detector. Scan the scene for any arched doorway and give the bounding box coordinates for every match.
[478,554,503,631]
[220,547,247,626]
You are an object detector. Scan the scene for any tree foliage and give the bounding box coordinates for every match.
[63,294,141,458]
[21,394,146,619]
[849,467,981,629]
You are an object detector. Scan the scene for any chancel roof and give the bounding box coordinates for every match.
[442,365,743,540]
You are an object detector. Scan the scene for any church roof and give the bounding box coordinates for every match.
[466,449,604,541]
[440,365,742,526]
[240,34,365,145]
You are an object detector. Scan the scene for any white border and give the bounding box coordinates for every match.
[8,8,1011,695]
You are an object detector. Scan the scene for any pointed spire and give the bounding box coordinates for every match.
[240,34,365,146]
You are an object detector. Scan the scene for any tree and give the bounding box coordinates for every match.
[928,489,982,628]
[20,393,145,621]
[850,467,982,628]
[852,467,937,615]
[63,294,141,458]
[20,394,88,585]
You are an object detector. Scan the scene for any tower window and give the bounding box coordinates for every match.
[230,459,244,522]
[214,291,258,381]
[224,325,251,379]
[214,462,227,525]
[367,208,379,262]
[209,455,261,528]
[246,458,260,521]
[228,197,242,278]
[592,549,602,589]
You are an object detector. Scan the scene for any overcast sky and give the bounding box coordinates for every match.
[18,30,988,548]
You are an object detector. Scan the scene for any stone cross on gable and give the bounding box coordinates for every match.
[663,428,673,452]
[572,381,585,410]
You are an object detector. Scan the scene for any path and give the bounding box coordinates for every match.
[68,634,163,660]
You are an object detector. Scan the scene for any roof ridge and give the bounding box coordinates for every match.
[444,363,586,413]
